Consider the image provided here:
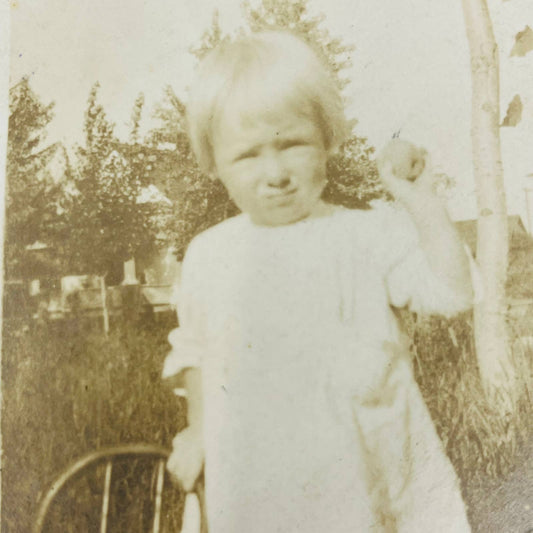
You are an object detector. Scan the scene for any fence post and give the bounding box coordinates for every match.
[121,258,141,324]
[100,276,109,335]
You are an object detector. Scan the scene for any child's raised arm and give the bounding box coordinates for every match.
[377,141,473,305]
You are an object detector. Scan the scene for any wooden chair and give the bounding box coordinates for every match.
[33,444,206,533]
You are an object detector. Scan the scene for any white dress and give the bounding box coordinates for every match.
[163,204,473,533]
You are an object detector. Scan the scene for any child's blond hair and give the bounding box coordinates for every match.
[186,30,349,173]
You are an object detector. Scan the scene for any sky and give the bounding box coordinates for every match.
[7,0,533,223]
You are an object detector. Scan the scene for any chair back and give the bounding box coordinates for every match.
[33,444,206,533]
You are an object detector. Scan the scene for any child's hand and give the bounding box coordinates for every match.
[378,139,426,182]
[377,139,436,206]
[167,426,204,492]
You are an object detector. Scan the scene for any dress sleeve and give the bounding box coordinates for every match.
[371,202,477,318]
[162,236,208,379]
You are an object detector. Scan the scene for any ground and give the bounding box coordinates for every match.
[467,437,533,533]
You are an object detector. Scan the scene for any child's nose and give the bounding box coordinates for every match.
[264,154,290,188]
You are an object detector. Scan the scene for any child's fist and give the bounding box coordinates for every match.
[377,139,426,182]
[167,426,204,492]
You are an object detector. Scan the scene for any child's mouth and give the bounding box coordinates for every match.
[266,189,297,202]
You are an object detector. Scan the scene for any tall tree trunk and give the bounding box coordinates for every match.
[461,0,513,401]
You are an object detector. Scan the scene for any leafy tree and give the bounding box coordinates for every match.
[323,136,382,209]
[124,93,159,197]
[5,79,65,279]
[190,10,229,61]
[151,0,383,258]
[129,93,145,145]
[148,86,191,158]
[123,92,177,268]
[63,84,158,282]
[243,0,353,90]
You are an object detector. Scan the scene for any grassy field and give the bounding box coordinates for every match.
[2,312,532,532]
[2,316,186,532]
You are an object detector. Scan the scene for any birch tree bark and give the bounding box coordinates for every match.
[461,0,514,401]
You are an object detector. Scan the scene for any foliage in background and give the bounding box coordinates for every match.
[5,80,67,279]
[62,84,161,281]
[242,0,352,90]
[6,0,384,268]
[5,81,168,282]
[323,136,383,209]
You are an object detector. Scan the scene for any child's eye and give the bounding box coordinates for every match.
[279,139,306,150]
[234,149,259,162]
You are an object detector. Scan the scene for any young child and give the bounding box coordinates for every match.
[163,31,473,532]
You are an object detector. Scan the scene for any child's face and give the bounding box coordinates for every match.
[211,104,328,227]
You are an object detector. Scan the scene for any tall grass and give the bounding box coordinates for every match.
[408,311,533,484]
[2,312,532,532]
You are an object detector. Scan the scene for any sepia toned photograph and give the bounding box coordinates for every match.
[2,1,533,531]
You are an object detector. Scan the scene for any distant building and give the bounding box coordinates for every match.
[455,215,533,336]
[454,215,530,256]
